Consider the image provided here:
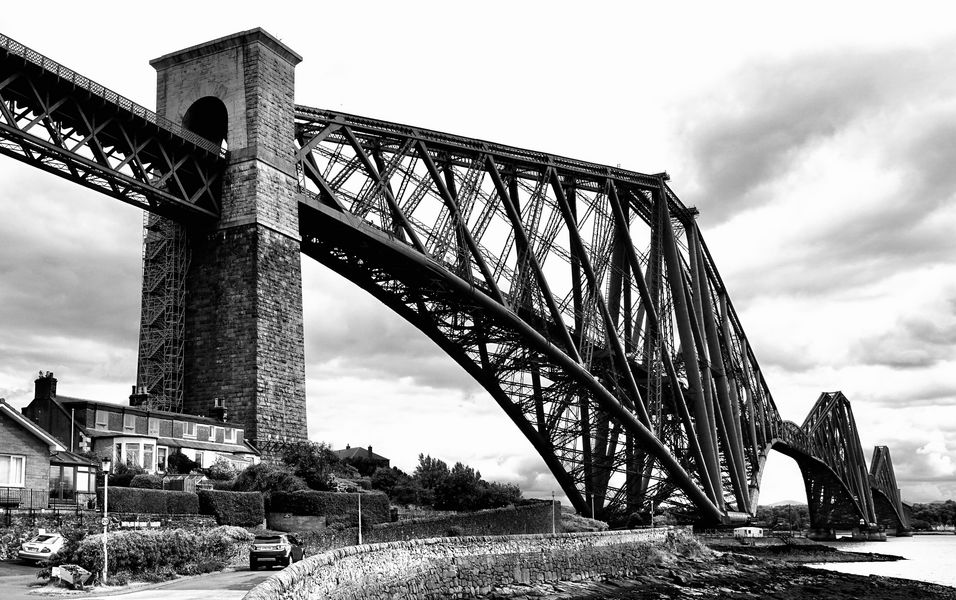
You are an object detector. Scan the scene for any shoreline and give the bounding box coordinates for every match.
[492,537,956,600]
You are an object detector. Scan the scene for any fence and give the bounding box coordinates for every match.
[0,487,97,512]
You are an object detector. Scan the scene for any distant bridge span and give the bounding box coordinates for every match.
[0,30,909,530]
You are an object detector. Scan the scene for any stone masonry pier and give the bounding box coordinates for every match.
[243,528,684,600]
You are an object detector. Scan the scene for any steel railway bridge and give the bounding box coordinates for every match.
[0,30,910,533]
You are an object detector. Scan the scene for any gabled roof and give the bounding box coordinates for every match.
[51,450,97,466]
[0,398,65,452]
[333,446,388,462]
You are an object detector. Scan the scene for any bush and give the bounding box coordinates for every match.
[198,490,264,526]
[97,487,199,514]
[233,463,307,497]
[280,442,340,490]
[129,474,164,489]
[166,451,200,475]
[109,462,147,487]
[61,526,253,582]
[270,490,390,525]
[204,457,239,481]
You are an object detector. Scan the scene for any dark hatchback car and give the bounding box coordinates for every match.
[249,533,304,570]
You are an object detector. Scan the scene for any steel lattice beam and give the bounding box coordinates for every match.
[0,34,223,221]
[0,30,913,527]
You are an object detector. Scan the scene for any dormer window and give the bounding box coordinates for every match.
[123,414,136,432]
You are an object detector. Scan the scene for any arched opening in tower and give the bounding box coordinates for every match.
[182,96,228,151]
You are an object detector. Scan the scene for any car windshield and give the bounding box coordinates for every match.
[254,536,284,544]
[30,535,57,543]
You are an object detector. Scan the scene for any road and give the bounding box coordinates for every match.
[0,559,45,600]
[0,560,277,600]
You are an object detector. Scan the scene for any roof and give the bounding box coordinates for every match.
[51,450,97,466]
[55,397,246,429]
[333,446,388,462]
[0,398,65,451]
[83,429,259,455]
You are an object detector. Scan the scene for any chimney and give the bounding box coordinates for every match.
[129,385,149,407]
[212,397,228,422]
[368,445,373,458]
[35,371,57,400]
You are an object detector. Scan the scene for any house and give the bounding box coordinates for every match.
[0,397,96,508]
[21,372,259,475]
[333,444,390,474]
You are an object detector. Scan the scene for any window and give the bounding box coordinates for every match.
[114,444,122,469]
[76,466,93,492]
[0,455,25,487]
[123,414,136,432]
[126,443,140,467]
[194,451,204,467]
[143,444,154,471]
[148,419,160,436]
[157,447,168,471]
[224,428,236,443]
[95,409,109,429]
[183,422,196,439]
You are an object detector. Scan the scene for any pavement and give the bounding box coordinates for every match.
[0,559,45,600]
[0,561,277,600]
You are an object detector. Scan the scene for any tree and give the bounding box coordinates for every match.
[108,462,146,487]
[280,442,340,491]
[414,454,450,490]
[166,451,200,475]
[233,462,307,495]
[434,462,483,511]
[204,456,238,481]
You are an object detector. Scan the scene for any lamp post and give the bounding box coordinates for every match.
[100,457,111,584]
[551,492,556,535]
[357,493,363,545]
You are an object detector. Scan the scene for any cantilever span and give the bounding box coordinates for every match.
[0,29,911,528]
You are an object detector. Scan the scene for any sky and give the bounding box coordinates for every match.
[1,1,955,506]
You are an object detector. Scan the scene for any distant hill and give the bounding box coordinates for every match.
[761,500,808,507]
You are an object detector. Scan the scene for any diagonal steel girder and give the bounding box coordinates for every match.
[0,33,223,221]
[292,104,801,522]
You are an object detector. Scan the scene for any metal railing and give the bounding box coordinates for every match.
[0,487,97,512]
[0,32,224,157]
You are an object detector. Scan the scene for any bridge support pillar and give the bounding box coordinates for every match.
[851,528,887,541]
[145,29,307,446]
[806,528,837,541]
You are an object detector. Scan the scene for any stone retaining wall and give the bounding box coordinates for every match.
[244,527,685,600]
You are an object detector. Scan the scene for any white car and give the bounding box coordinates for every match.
[18,532,64,563]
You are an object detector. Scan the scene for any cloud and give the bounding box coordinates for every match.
[851,292,956,369]
[679,43,954,223]
[303,262,483,393]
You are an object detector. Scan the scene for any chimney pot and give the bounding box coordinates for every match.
[34,372,57,401]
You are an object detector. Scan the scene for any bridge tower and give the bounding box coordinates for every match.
[141,29,307,446]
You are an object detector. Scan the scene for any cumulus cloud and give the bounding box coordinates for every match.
[851,291,956,370]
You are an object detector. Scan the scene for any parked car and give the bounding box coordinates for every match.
[249,533,304,570]
[18,532,65,563]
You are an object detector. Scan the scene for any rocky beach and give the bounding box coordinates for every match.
[488,536,956,600]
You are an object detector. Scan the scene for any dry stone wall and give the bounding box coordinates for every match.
[244,527,685,600]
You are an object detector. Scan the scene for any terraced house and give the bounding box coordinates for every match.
[22,372,259,474]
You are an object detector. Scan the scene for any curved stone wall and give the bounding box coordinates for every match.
[243,527,686,600]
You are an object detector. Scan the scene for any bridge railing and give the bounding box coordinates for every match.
[0,33,223,157]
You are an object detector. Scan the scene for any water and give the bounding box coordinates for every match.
[807,534,956,587]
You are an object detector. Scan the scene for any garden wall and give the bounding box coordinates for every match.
[244,527,687,600]
[280,502,559,552]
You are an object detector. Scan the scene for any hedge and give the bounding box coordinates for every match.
[270,490,389,525]
[129,474,163,489]
[97,487,199,514]
[64,526,253,582]
[198,490,264,526]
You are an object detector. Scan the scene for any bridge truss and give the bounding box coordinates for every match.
[0,32,912,528]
